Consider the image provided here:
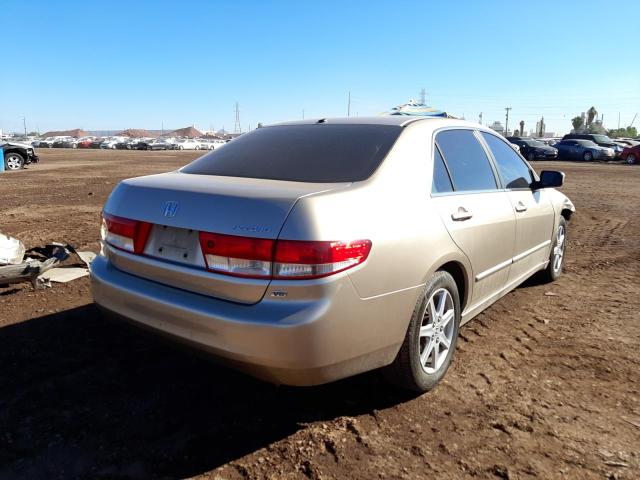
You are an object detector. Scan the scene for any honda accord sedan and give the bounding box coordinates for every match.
[91,117,575,392]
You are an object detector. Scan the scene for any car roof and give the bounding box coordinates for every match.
[269,116,484,130]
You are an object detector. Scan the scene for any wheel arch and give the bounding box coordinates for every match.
[435,260,470,312]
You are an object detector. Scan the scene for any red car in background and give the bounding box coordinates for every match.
[621,144,640,165]
[77,137,96,149]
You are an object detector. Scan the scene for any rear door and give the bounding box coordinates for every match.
[479,132,554,283]
[431,129,516,307]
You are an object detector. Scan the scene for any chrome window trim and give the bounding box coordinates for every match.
[474,239,552,282]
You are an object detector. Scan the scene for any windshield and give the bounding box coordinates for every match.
[592,135,612,143]
[181,124,402,183]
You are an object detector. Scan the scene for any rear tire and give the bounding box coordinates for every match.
[383,271,461,392]
[4,152,25,170]
[538,216,567,283]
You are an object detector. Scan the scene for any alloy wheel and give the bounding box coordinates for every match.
[419,288,455,374]
[5,155,23,170]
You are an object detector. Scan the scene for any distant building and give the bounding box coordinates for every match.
[489,121,505,135]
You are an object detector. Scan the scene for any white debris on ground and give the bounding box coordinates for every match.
[0,232,96,288]
[39,250,96,284]
[0,233,26,265]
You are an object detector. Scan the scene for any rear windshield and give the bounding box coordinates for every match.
[180,124,402,183]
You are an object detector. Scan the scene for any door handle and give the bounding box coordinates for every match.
[451,207,473,221]
[515,201,527,212]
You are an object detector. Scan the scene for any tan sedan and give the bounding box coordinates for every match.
[91,117,575,392]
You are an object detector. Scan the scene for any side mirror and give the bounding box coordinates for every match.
[532,170,564,189]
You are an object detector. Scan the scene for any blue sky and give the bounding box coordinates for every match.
[1,0,638,135]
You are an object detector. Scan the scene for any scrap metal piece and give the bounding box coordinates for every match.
[0,233,25,265]
[0,244,69,290]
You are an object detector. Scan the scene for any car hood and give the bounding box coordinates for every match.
[1,141,33,149]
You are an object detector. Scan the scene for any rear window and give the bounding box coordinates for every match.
[181,124,401,183]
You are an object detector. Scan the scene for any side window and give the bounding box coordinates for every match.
[435,129,497,192]
[481,132,534,189]
[432,146,453,193]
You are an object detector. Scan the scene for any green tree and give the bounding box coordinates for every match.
[571,116,584,132]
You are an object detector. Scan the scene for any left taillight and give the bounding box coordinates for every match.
[101,213,152,254]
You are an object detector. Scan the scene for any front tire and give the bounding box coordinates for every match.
[538,217,567,283]
[627,154,637,165]
[527,151,536,161]
[384,271,461,392]
[4,152,25,170]
[583,151,593,162]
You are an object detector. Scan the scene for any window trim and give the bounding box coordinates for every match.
[429,127,502,197]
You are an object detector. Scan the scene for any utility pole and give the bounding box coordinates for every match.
[478,112,483,125]
[234,102,241,134]
[618,112,620,129]
[161,120,164,136]
[23,117,27,137]
[420,88,426,105]
[505,107,512,136]
[347,91,351,117]
[302,109,305,119]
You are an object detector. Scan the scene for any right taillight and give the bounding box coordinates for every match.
[198,232,371,280]
[273,239,372,279]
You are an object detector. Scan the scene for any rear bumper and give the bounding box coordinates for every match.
[90,255,416,385]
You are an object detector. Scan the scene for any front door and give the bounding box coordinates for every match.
[479,132,555,284]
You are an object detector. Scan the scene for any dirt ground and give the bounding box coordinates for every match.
[0,149,638,480]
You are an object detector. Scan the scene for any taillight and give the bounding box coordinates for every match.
[198,232,371,280]
[101,213,152,254]
[273,239,372,279]
[199,232,275,278]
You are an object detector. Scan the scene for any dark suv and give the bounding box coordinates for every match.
[507,137,558,161]
[1,141,40,170]
[562,134,622,157]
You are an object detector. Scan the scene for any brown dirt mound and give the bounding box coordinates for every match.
[117,129,158,138]
[40,128,88,138]
[168,126,203,138]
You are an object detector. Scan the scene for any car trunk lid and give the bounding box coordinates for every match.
[103,171,348,304]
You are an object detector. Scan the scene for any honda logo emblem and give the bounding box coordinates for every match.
[163,201,179,218]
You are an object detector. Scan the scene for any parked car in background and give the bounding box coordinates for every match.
[53,137,78,148]
[507,137,558,161]
[555,139,615,161]
[620,144,640,165]
[100,137,127,149]
[77,137,96,148]
[613,138,639,148]
[90,138,104,149]
[140,137,176,150]
[201,138,227,150]
[33,137,56,148]
[92,116,575,392]
[115,139,133,150]
[562,133,623,157]
[174,138,201,150]
[1,140,40,170]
